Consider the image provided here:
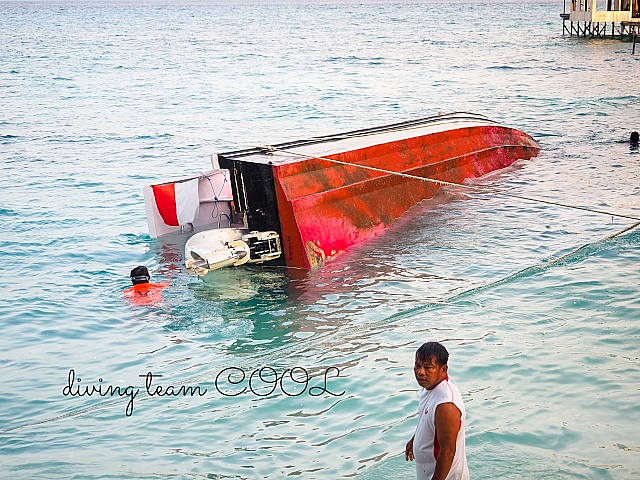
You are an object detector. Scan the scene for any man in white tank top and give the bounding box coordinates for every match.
[405,342,469,480]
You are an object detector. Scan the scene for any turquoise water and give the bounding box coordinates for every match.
[1,1,640,478]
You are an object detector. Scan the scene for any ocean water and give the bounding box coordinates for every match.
[1,0,640,478]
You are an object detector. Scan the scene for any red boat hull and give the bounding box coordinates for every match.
[218,115,540,269]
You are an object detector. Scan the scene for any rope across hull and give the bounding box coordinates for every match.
[218,114,541,269]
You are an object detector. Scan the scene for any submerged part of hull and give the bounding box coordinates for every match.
[218,113,540,269]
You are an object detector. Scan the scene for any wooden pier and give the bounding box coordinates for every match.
[560,0,640,51]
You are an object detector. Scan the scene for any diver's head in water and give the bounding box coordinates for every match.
[631,131,639,146]
[130,265,150,285]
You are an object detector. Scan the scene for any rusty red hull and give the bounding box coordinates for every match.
[218,114,540,269]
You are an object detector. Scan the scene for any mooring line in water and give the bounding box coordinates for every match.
[259,145,640,222]
[346,220,640,332]
[543,220,640,265]
[6,224,638,435]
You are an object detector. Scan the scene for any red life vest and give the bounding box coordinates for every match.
[123,283,168,306]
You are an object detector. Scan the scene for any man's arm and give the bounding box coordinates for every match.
[405,435,415,461]
[430,402,461,480]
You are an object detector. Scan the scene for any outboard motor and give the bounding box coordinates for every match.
[242,231,282,263]
[184,228,282,278]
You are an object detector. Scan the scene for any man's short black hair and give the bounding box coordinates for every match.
[130,265,150,285]
[416,342,449,366]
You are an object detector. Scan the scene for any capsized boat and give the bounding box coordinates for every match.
[143,112,540,275]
